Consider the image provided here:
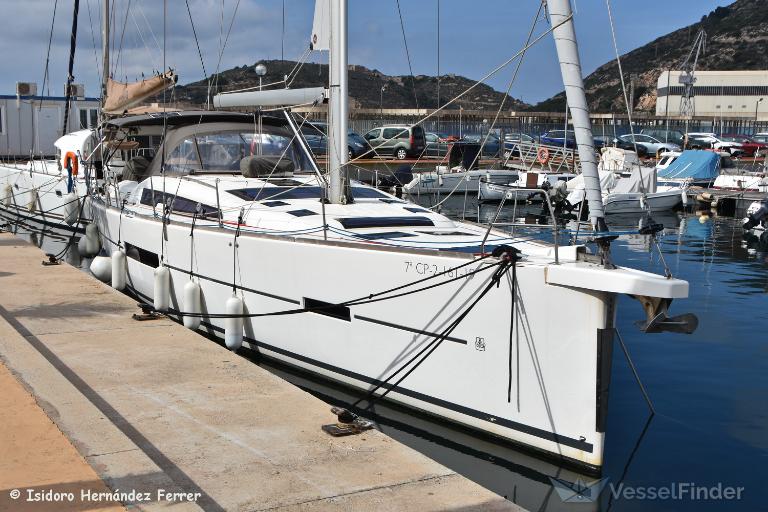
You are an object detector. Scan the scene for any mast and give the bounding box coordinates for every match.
[548,0,607,230]
[328,0,348,204]
[101,0,110,121]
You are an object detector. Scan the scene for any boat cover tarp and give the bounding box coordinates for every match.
[598,147,640,172]
[566,170,616,205]
[611,168,657,194]
[103,71,177,115]
[657,150,719,181]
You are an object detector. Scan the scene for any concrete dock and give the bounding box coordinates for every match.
[0,232,521,512]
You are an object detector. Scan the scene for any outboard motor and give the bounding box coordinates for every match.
[743,197,768,230]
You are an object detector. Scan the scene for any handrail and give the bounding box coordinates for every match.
[480,184,560,264]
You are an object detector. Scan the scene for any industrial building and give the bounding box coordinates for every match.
[0,82,99,159]
[656,70,768,119]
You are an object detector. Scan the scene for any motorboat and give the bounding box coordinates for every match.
[477,171,577,203]
[656,150,720,188]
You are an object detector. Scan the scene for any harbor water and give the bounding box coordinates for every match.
[3,199,766,512]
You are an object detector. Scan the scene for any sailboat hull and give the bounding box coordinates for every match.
[91,198,618,470]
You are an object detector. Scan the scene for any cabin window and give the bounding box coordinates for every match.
[139,188,219,217]
[165,137,202,174]
[337,216,435,229]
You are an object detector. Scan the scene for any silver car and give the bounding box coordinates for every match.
[619,133,680,156]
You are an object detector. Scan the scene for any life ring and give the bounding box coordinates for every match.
[536,147,550,164]
[63,152,79,176]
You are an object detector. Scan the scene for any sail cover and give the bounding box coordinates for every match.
[310,0,330,51]
[103,71,177,115]
[657,150,720,181]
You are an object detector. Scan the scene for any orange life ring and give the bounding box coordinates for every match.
[536,147,550,164]
[63,152,79,176]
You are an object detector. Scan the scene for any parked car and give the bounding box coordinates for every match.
[424,132,452,158]
[540,129,576,149]
[686,132,744,156]
[502,133,535,157]
[618,133,680,157]
[301,122,373,159]
[461,132,501,158]
[752,132,768,144]
[640,128,685,147]
[363,125,426,159]
[612,136,649,157]
[720,134,768,157]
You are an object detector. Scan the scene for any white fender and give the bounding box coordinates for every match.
[63,193,80,225]
[681,190,688,206]
[153,265,170,312]
[111,250,126,291]
[27,190,38,212]
[84,224,101,256]
[2,184,12,207]
[90,256,112,283]
[224,295,244,350]
[183,281,202,330]
[77,235,88,256]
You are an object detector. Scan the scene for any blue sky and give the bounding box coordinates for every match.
[0,0,730,104]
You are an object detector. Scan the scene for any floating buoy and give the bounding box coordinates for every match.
[2,185,12,207]
[90,256,112,283]
[63,193,79,225]
[27,190,38,211]
[84,224,101,256]
[111,250,126,291]
[224,295,244,350]
[183,281,201,330]
[153,265,170,312]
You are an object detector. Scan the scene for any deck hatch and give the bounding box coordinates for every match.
[337,216,434,229]
[287,209,318,217]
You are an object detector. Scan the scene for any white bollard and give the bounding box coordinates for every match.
[153,265,170,312]
[63,193,80,225]
[90,256,112,283]
[111,250,126,291]
[183,281,202,330]
[224,295,244,351]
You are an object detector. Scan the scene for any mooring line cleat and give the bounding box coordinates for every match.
[322,407,375,437]
[132,302,165,321]
[41,254,61,266]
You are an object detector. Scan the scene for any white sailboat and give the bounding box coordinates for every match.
[84,0,695,471]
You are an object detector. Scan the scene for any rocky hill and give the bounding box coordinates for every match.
[174,59,529,111]
[532,0,768,113]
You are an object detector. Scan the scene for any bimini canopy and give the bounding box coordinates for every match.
[657,150,720,181]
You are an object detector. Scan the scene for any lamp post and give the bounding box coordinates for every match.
[255,63,267,91]
[755,97,764,129]
[380,85,386,123]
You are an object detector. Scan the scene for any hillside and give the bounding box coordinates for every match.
[533,0,768,113]
[174,59,529,111]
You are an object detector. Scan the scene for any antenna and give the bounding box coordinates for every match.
[678,29,706,118]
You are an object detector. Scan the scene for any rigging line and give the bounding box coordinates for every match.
[395,0,419,110]
[351,254,515,410]
[85,0,102,87]
[130,8,158,71]
[112,0,132,78]
[185,0,208,82]
[62,0,81,138]
[605,0,648,196]
[211,0,243,96]
[40,0,59,109]
[137,1,162,59]
[343,14,572,172]
[426,2,544,211]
